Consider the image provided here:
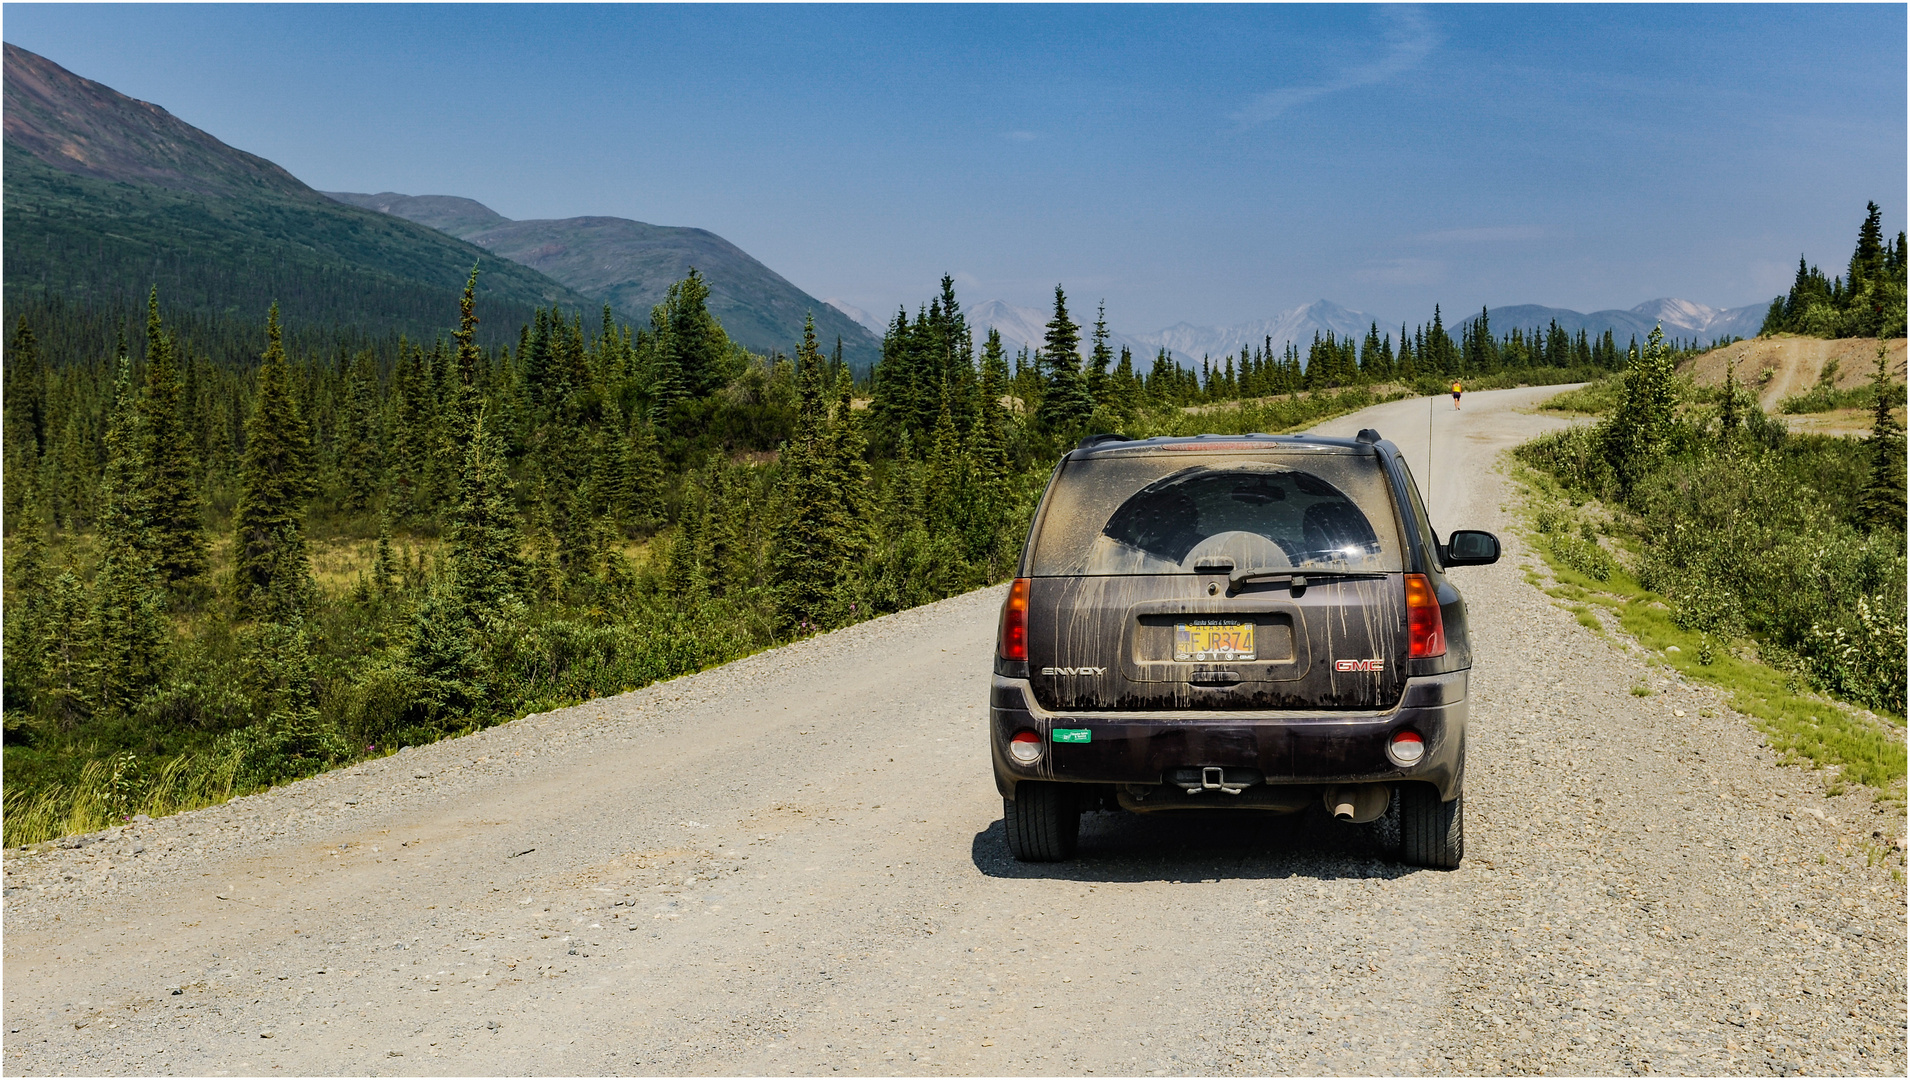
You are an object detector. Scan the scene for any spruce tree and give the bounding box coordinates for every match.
[771,317,851,630]
[659,269,736,398]
[1718,354,1743,439]
[664,473,708,603]
[403,575,487,725]
[827,364,873,577]
[448,404,526,607]
[4,317,47,519]
[138,288,209,587]
[1858,339,1906,531]
[233,305,317,621]
[389,339,430,518]
[700,460,744,600]
[1087,302,1114,409]
[41,569,93,728]
[2,479,53,720]
[371,513,398,599]
[90,346,167,714]
[628,420,666,529]
[590,403,636,537]
[973,329,1015,572]
[337,350,381,511]
[1037,286,1093,433]
[235,614,346,787]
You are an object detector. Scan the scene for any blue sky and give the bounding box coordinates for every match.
[5,3,1904,332]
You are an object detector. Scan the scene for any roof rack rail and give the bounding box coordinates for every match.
[1075,432,1131,450]
[1357,428,1382,443]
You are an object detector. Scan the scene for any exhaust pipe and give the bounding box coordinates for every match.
[1324,784,1391,823]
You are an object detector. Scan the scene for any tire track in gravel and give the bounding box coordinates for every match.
[5,387,1903,1076]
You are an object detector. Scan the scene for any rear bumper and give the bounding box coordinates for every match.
[990,671,1467,803]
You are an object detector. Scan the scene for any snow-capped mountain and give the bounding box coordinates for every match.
[964,299,1156,362]
[1463,299,1767,344]
[822,298,888,337]
[1136,300,1385,362]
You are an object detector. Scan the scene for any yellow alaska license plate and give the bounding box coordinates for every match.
[1175,621,1256,662]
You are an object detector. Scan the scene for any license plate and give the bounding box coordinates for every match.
[1175,621,1256,662]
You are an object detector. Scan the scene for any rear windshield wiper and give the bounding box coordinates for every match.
[1224,568,1388,596]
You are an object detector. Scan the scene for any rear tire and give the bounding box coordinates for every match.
[1004,783,1079,862]
[1399,784,1463,869]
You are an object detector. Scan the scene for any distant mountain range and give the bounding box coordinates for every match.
[2,42,588,344]
[325,192,882,370]
[966,299,1385,365]
[967,295,1770,369]
[1461,298,1768,345]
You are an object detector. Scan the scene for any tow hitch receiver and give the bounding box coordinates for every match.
[1170,766,1263,795]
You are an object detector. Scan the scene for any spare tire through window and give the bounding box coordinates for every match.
[1027,452,1404,576]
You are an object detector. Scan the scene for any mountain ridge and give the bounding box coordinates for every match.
[325,191,883,371]
[966,298,1385,366]
[969,294,1768,368]
[1462,298,1767,343]
[2,43,592,343]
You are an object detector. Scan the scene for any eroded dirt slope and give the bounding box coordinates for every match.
[1680,336,1906,410]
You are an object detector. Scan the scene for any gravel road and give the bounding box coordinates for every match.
[5,386,1904,1076]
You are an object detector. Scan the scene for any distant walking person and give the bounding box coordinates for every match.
[1451,380,1463,409]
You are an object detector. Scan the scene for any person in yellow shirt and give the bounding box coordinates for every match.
[1451,379,1462,409]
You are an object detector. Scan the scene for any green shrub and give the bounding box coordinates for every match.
[1539,375,1625,415]
[1548,533,1616,582]
[1780,384,1879,414]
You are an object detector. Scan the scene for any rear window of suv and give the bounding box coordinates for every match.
[1027,447,1405,577]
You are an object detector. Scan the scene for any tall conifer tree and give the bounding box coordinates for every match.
[138,288,209,586]
[90,346,166,713]
[233,305,316,621]
[1858,339,1906,531]
[1038,286,1092,433]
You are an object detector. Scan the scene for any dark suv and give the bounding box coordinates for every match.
[990,430,1498,868]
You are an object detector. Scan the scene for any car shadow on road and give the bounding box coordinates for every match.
[970,807,1421,883]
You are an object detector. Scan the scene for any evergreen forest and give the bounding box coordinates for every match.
[1761,202,1910,339]
[4,266,1689,844]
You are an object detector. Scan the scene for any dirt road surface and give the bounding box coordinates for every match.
[6,387,1904,1075]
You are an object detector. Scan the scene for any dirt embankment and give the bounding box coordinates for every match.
[1679,336,1906,411]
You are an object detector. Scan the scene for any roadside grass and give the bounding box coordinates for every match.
[1,748,250,847]
[1536,375,1624,415]
[1143,384,1415,436]
[1413,364,1606,396]
[1512,461,1906,802]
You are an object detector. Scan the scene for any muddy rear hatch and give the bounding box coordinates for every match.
[1022,443,1409,712]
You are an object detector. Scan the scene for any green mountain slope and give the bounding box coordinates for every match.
[325,191,882,369]
[2,43,591,344]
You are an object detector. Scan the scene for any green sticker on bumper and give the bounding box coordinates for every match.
[1052,728,1092,744]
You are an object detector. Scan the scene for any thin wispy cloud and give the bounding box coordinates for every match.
[1351,257,1446,287]
[1232,6,1438,128]
[1412,225,1552,245]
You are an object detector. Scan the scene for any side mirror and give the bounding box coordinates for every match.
[1444,529,1500,566]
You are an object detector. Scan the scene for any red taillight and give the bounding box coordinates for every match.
[1405,573,1446,658]
[999,578,1031,661]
